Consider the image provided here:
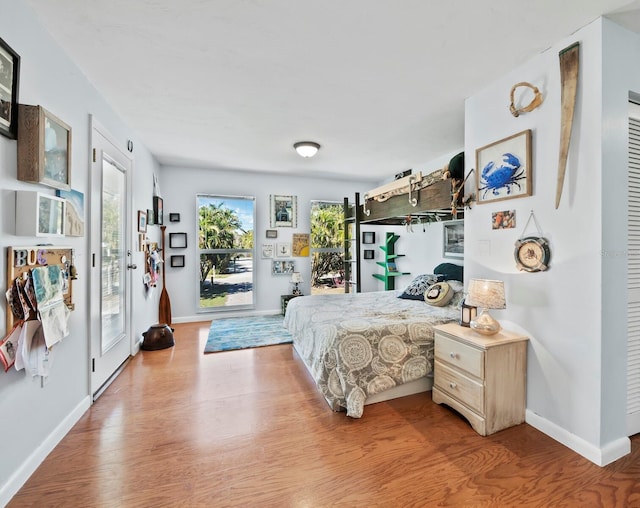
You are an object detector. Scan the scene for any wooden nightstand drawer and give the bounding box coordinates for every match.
[435,333,484,379]
[435,360,484,414]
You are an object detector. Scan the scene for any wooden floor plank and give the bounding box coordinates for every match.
[8,321,640,507]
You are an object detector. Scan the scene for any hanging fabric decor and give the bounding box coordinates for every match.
[514,210,551,272]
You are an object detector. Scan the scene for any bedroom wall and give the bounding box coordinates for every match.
[464,17,636,465]
[159,165,375,321]
[0,1,160,503]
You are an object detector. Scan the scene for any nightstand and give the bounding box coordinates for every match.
[432,322,528,436]
[280,294,299,315]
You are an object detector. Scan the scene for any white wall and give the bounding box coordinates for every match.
[0,1,160,503]
[159,165,376,321]
[464,17,635,465]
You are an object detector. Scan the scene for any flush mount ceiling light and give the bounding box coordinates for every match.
[293,141,320,158]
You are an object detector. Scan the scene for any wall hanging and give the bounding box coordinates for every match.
[476,129,532,204]
[270,194,297,228]
[0,36,20,139]
[514,210,551,272]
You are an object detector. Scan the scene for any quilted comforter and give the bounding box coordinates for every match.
[284,290,459,418]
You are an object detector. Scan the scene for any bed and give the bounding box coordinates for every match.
[284,276,463,418]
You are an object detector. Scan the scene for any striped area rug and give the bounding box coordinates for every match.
[204,314,293,353]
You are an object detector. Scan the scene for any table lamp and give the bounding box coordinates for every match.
[465,279,506,335]
[291,272,303,296]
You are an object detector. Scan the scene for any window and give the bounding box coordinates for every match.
[197,194,255,310]
[310,200,344,295]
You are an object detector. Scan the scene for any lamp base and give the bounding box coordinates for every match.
[470,309,501,336]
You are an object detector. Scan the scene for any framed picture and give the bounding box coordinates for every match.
[492,210,516,229]
[364,249,375,259]
[170,255,185,268]
[153,196,163,225]
[362,232,376,244]
[270,194,297,228]
[147,208,154,225]
[17,105,72,191]
[137,210,147,233]
[292,233,310,256]
[476,129,532,204]
[276,242,291,257]
[266,229,278,239]
[272,260,295,275]
[169,213,180,222]
[443,220,464,259]
[56,188,85,237]
[169,232,187,248]
[261,243,274,258]
[0,36,20,139]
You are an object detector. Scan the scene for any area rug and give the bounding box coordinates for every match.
[204,314,293,353]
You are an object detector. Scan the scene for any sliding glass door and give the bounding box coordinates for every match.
[310,200,344,295]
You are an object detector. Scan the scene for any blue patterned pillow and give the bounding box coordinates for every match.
[398,274,444,300]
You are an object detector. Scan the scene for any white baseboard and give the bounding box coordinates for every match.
[0,396,91,507]
[526,409,631,466]
[172,309,281,323]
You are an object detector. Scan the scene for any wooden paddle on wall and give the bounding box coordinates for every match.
[159,225,172,326]
[555,42,580,209]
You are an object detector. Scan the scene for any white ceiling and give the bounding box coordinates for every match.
[23,0,640,181]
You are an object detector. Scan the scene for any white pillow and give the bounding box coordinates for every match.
[424,282,454,307]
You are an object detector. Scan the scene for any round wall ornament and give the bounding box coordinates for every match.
[514,236,551,272]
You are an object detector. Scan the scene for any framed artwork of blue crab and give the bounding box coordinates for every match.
[475,129,532,204]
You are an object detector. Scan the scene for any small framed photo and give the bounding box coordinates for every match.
[443,220,464,259]
[170,255,185,268]
[270,194,297,228]
[276,243,291,257]
[0,36,20,139]
[137,210,147,233]
[362,232,375,244]
[272,260,295,274]
[169,232,187,248]
[147,208,154,226]
[153,196,164,225]
[261,244,274,258]
[169,213,180,222]
[266,229,278,239]
[492,210,516,229]
[364,249,375,260]
[476,129,532,204]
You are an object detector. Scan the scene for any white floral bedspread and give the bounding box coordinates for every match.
[283,290,459,418]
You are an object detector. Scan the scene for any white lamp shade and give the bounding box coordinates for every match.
[291,272,303,283]
[294,141,320,158]
[466,279,506,309]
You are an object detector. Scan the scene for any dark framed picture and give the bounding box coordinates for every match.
[364,249,375,259]
[443,220,464,259]
[362,232,375,244]
[153,196,163,225]
[170,255,185,268]
[169,232,187,248]
[137,210,147,233]
[0,36,20,139]
[266,229,278,239]
[169,213,180,222]
[476,129,532,204]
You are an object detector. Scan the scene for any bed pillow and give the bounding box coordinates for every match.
[398,274,444,300]
[424,282,454,307]
[433,262,464,282]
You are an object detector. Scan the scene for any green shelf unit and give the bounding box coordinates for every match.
[372,232,409,290]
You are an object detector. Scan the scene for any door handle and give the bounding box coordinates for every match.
[127,264,137,270]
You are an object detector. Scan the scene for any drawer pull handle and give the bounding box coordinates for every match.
[449,382,457,389]
[449,352,457,359]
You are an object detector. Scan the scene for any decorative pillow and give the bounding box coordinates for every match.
[398,274,444,300]
[433,262,464,282]
[424,282,454,307]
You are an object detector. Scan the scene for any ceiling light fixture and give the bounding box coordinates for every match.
[294,141,320,158]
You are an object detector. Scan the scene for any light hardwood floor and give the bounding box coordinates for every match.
[9,321,640,507]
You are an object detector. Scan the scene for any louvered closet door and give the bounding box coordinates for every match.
[627,101,640,436]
